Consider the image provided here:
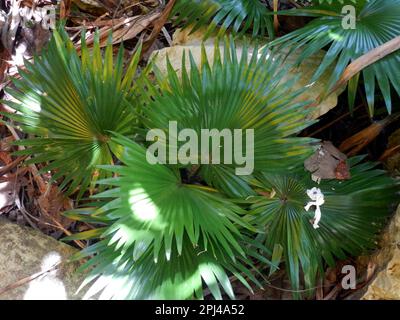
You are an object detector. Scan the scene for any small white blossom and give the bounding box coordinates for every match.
[304,187,325,229]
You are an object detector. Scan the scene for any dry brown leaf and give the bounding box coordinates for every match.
[0,156,28,176]
[141,0,176,56]
[339,116,398,156]
[0,135,15,152]
[60,0,72,20]
[305,141,350,181]
[72,0,108,15]
[0,151,13,165]
[37,185,74,230]
[81,8,161,49]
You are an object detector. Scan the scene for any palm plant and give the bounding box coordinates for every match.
[267,0,400,116]
[1,29,145,198]
[3,21,398,300]
[142,41,316,197]
[172,0,273,39]
[66,134,272,299]
[248,156,399,296]
[63,39,319,299]
[64,37,398,299]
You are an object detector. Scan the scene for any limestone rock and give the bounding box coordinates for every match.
[362,206,400,300]
[0,218,85,300]
[383,128,400,175]
[151,28,343,120]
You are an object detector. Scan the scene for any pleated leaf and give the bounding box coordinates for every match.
[143,38,316,197]
[68,134,270,299]
[267,0,400,116]
[249,157,399,297]
[172,0,273,39]
[1,29,143,197]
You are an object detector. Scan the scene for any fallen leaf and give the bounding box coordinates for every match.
[340,114,400,157]
[37,185,74,230]
[305,141,351,182]
[81,9,161,49]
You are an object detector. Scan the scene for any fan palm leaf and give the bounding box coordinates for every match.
[64,134,271,299]
[172,0,273,39]
[267,0,400,115]
[142,39,316,197]
[62,37,319,299]
[249,156,399,296]
[1,29,144,197]
[71,237,268,300]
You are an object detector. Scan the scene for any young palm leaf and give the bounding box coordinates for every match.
[65,134,270,299]
[172,0,273,39]
[1,29,144,197]
[268,0,400,115]
[249,156,399,296]
[143,39,316,197]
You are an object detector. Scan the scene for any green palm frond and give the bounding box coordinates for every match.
[65,134,270,299]
[94,134,253,261]
[72,238,267,300]
[172,0,273,39]
[268,0,400,116]
[249,156,399,296]
[64,37,320,299]
[1,29,144,197]
[143,39,316,197]
[313,0,360,4]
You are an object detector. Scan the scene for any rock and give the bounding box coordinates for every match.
[383,128,400,176]
[0,218,85,300]
[150,28,343,120]
[362,205,400,300]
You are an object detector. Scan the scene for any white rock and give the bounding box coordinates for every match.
[0,218,86,300]
[362,205,400,300]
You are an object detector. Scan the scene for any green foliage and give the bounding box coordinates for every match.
[172,0,273,39]
[65,36,398,299]
[4,17,398,299]
[268,0,400,116]
[142,39,316,197]
[66,134,271,299]
[248,156,399,296]
[65,39,320,299]
[1,29,144,197]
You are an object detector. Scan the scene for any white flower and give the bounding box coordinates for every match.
[304,187,325,229]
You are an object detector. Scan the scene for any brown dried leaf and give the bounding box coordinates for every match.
[37,185,74,230]
[81,9,161,49]
[0,135,15,152]
[0,151,13,165]
[340,115,400,157]
[141,0,176,56]
[305,141,350,181]
[60,0,72,20]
